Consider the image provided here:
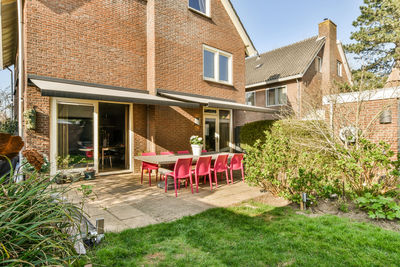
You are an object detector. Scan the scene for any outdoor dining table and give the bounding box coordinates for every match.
[134,152,237,166]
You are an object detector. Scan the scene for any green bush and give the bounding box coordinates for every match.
[357,193,400,220]
[0,162,85,265]
[0,119,17,135]
[240,120,275,148]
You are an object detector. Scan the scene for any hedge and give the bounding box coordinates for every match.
[240,120,275,147]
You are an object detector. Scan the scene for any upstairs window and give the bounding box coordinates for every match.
[266,86,287,106]
[203,45,233,85]
[189,0,210,16]
[245,92,256,106]
[337,61,343,77]
[316,56,322,72]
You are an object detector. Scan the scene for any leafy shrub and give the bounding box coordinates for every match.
[240,120,275,148]
[0,164,85,265]
[0,119,17,135]
[357,193,400,220]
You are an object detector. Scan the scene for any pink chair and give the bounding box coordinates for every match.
[163,158,194,197]
[211,154,229,187]
[202,149,208,153]
[229,154,245,183]
[141,152,158,186]
[192,156,212,192]
[160,151,174,155]
[177,150,190,155]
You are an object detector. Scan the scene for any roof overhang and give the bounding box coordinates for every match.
[158,89,274,113]
[29,76,199,108]
[246,74,303,89]
[0,0,17,69]
[222,0,257,57]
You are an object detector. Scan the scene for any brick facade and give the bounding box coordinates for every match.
[21,0,248,173]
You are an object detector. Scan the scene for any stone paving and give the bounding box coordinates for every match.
[66,172,264,232]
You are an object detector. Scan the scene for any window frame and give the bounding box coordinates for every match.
[265,86,287,107]
[337,61,343,77]
[316,56,322,73]
[188,0,211,17]
[245,91,256,106]
[203,45,233,86]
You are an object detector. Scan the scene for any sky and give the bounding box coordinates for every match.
[231,0,364,66]
[0,0,365,91]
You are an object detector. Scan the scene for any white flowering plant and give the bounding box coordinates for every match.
[190,135,203,145]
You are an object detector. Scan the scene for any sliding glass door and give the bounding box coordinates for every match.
[203,108,232,152]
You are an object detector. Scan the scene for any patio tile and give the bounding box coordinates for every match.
[107,205,148,220]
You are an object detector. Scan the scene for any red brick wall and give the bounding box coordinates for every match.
[326,98,399,154]
[152,0,246,103]
[25,0,147,90]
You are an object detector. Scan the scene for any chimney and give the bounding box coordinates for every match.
[385,64,400,88]
[318,19,338,94]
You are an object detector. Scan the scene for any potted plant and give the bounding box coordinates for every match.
[190,135,203,156]
[84,166,96,180]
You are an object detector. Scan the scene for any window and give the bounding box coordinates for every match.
[316,56,322,72]
[245,91,256,106]
[337,61,343,77]
[189,0,210,16]
[203,45,233,85]
[266,86,286,106]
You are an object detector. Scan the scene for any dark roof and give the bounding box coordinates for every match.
[246,36,326,86]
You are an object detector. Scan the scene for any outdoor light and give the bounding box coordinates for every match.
[380,110,392,124]
[194,117,201,126]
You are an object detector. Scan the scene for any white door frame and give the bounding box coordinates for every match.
[202,107,233,152]
[50,97,133,176]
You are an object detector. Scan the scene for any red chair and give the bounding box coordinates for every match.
[141,152,158,186]
[163,158,193,197]
[211,154,229,187]
[192,156,212,192]
[229,154,245,183]
[177,150,190,155]
[160,151,174,155]
[202,149,208,153]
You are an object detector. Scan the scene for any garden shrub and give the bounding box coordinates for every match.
[357,193,400,220]
[0,163,85,265]
[0,119,17,135]
[239,120,275,148]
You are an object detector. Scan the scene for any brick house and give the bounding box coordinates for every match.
[0,0,271,175]
[235,19,353,127]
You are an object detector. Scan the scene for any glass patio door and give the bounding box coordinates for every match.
[203,108,232,152]
[204,117,217,152]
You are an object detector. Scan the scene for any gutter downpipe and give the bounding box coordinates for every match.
[6,66,13,118]
[17,0,24,138]
[296,78,301,117]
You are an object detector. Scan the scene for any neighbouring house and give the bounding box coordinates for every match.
[0,0,272,175]
[323,66,400,154]
[235,19,353,127]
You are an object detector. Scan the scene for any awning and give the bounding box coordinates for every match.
[158,90,274,113]
[0,0,18,69]
[30,78,199,108]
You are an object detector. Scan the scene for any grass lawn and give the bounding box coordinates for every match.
[88,200,400,266]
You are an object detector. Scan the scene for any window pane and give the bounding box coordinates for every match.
[189,0,207,14]
[219,110,231,152]
[204,50,215,79]
[219,55,229,82]
[205,118,216,152]
[57,104,94,169]
[246,92,255,106]
[277,88,287,105]
[267,89,276,106]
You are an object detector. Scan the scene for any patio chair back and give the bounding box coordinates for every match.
[230,154,244,170]
[213,154,228,172]
[142,152,156,156]
[202,149,208,153]
[195,156,212,176]
[141,152,158,169]
[174,158,193,178]
[177,150,190,155]
[160,151,174,155]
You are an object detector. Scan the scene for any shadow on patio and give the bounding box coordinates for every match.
[66,172,265,232]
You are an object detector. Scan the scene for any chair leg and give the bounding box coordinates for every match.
[209,172,213,191]
[214,171,218,188]
[141,168,144,184]
[110,157,112,169]
[241,167,245,182]
[165,175,168,193]
[148,170,152,187]
[156,169,158,182]
[230,168,234,184]
[225,170,229,185]
[190,174,194,194]
[174,177,178,197]
[195,173,199,193]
